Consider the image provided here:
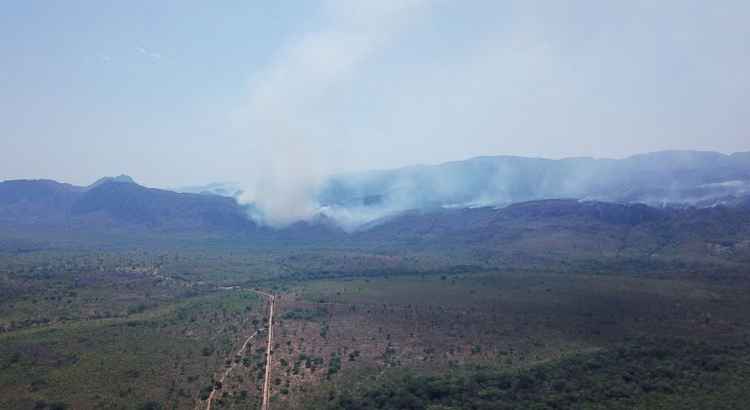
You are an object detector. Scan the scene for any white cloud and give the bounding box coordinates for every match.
[137,46,162,60]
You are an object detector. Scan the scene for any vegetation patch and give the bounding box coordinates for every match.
[282,307,328,321]
[309,338,750,409]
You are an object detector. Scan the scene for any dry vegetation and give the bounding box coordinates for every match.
[266,272,750,408]
[2,247,750,409]
[0,250,270,410]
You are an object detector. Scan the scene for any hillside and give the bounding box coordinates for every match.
[317,151,750,215]
[0,177,257,236]
[354,199,750,271]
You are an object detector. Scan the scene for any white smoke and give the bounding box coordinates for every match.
[235,0,431,227]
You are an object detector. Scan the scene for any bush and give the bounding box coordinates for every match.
[139,401,162,410]
[199,385,213,401]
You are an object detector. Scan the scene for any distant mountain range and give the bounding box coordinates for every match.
[2,151,750,266]
[168,151,750,228]
[2,171,750,272]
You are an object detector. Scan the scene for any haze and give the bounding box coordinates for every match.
[2,0,749,192]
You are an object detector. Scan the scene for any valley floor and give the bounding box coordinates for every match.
[1,249,750,409]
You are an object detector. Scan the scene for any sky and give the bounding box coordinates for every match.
[1,0,749,191]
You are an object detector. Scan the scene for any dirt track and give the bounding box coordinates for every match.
[259,292,275,410]
[204,329,259,410]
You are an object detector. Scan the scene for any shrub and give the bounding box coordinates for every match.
[139,401,163,410]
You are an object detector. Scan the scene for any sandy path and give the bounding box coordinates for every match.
[261,293,275,410]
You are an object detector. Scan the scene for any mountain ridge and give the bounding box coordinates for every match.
[2,150,750,246]
[2,177,750,272]
[0,179,257,234]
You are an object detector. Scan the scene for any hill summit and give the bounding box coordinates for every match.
[88,175,136,189]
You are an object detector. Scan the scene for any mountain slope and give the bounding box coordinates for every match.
[353,199,750,270]
[0,178,256,234]
[317,151,750,214]
[0,179,82,224]
[71,182,254,231]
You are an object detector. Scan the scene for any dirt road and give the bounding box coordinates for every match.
[204,330,259,410]
[261,292,275,410]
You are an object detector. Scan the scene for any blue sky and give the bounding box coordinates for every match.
[2,1,749,190]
